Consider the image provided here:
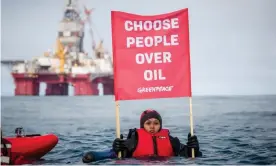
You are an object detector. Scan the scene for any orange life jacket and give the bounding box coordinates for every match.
[132,128,174,157]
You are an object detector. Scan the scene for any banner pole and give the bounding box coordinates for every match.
[115,100,121,158]
[189,97,195,158]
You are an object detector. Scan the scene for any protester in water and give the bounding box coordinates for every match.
[82,109,202,163]
[112,109,202,158]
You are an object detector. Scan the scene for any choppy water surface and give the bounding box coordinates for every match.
[1,95,276,164]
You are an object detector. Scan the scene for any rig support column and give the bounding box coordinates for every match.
[45,83,68,96]
[73,80,98,96]
[102,78,114,95]
[70,74,98,96]
[12,74,39,96]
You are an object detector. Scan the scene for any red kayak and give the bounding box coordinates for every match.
[1,127,58,165]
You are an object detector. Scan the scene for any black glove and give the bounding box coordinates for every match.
[112,134,127,153]
[82,152,95,163]
[113,134,133,158]
[187,133,199,149]
[186,133,201,157]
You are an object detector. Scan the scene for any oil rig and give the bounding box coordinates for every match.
[1,0,114,96]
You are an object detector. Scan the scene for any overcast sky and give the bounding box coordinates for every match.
[1,0,276,96]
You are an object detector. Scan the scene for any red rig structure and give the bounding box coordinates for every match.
[1,0,114,96]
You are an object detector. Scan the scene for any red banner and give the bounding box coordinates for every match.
[111,8,191,101]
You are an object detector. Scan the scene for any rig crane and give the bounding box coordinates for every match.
[55,38,67,74]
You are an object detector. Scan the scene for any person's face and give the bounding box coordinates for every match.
[143,118,161,134]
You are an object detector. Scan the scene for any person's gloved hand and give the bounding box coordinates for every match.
[112,134,134,159]
[82,152,95,163]
[187,133,199,149]
[112,134,127,153]
[186,133,201,157]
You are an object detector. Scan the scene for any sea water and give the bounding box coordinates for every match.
[1,95,276,164]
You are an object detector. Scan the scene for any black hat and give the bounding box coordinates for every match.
[140,109,162,129]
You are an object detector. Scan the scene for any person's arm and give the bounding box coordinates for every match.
[82,129,138,163]
[169,134,202,158]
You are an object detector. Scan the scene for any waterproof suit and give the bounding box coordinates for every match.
[113,128,202,158]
